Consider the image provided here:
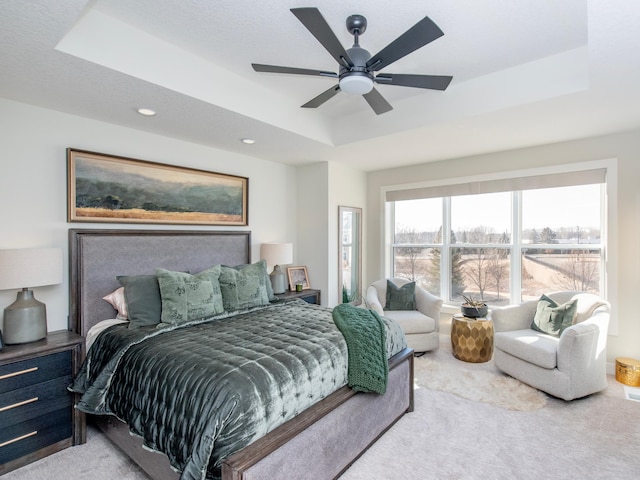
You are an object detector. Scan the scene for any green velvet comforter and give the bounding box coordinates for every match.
[70,300,406,480]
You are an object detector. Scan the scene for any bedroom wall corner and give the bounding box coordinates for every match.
[328,162,367,306]
[295,161,366,307]
[296,163,329,305]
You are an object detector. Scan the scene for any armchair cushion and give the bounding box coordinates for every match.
[531,294,578,337]
[381,310,436,335]
[494,329,559,369]
[385,280,416,311]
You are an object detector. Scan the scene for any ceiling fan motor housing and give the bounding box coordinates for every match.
[339,46,373,94]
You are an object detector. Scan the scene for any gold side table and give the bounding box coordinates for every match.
[615,357,640,386]
[451,314,494,363]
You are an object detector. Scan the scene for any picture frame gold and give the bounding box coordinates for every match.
[287,266,310,291]
[67,148,248,226]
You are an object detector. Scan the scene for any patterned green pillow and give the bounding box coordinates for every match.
[531,294,578,337]
[156,265,224,325]
[196,265,224,314]
[231,259,275,301]
[219,261,271,311]
[384,280,417,311]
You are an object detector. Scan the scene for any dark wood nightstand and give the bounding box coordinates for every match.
[276,289,321,305]
[0,330,84,475]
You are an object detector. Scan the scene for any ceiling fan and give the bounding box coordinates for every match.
[252,7,453,115]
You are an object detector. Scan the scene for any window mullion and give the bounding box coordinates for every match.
[442,197,451,302]
[511,191,522,303]
[387,201,395,277]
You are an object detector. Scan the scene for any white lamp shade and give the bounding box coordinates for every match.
[0,248,63,290]
[260,243,293,267]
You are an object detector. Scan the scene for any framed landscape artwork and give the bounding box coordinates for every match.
[67,149,248,226]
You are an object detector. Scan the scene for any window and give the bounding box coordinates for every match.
[389,176,605,306]
[394,198,442,295]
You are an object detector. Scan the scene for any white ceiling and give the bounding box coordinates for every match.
[1,1,639,171]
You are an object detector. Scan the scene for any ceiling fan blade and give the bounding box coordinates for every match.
[301,85,341,108]
[366,16,444,72]
[291,8,353,68]
[375,73,452,90]
[363,88,393,115]
[252,64,338,78]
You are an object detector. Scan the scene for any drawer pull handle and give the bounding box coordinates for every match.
[0,366,38,380]
[0,397,39,412]
[0,431,38,448]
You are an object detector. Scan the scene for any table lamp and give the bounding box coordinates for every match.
[260,243,293,294]
[0,247,63,344]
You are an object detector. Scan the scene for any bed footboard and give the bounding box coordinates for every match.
[93,348,413,480]
[223,347,414,480]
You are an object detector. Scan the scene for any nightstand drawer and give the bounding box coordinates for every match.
[276,289,321,305]
[0,408,72,464]
[298,293,318,303]
[0,351,71,394]
[0,375,73,429]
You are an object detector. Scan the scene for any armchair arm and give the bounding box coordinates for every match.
[365,285,384,316]
[558,306,609,368]
[415,287,443,323]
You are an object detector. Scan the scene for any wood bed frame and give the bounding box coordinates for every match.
[69,228,414,480]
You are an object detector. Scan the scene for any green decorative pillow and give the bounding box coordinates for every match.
[156,266,224,325]
[117,274,162,328]
[219,261,271,311]
[384,280,417,311]
[231,259,275,301]
[531,294,578,337]
[193,265,224,314]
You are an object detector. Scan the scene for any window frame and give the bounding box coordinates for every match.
[383,161,614,313]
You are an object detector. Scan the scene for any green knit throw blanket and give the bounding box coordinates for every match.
[332,303,388,395]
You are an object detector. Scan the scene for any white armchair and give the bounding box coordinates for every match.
[366,277,443,353]
[492,291,610,401]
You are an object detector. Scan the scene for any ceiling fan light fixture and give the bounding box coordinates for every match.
[339,75,373,95]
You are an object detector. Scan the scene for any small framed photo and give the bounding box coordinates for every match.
[287,266,310,291]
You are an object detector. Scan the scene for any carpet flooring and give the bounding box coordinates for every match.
[4,335,639,480]
[413,335,548,411]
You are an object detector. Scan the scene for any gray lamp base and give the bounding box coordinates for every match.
[270,265,287,295]
[3,288,47,344]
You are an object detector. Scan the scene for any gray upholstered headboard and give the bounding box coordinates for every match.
[69,229,251,337]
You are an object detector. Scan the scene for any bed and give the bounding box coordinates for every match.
[68,228,414,480]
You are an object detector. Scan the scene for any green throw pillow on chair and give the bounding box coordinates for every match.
[531,294,578,337]
[385,280,416,311]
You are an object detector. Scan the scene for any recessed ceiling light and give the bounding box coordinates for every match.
[137,108,156,116]
[241,138,255,144]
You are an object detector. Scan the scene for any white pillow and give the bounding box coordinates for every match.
[102,287,128,320]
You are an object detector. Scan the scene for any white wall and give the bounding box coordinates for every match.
[0,98,297,334]
[328,162,367,306]
[366,129,640,362]
[296,161,367,306]
[296,163,329,305]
